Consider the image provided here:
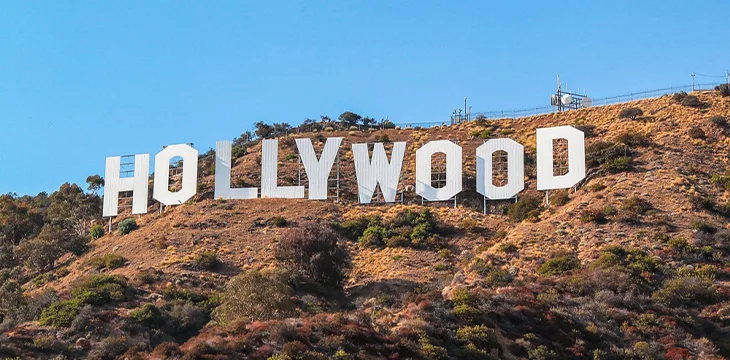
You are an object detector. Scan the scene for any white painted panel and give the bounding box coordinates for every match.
[536,126,586,190]
[261,139,305,198]
[102,154,150,216]
[296,137,342,200]
[214,141,258,199]
[476,139,524,199]
[153,144,199,205]
[352,142,406,204]
[415,140,462,201]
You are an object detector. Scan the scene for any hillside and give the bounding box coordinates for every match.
[3,90,730,359]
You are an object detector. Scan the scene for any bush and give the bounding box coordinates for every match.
[711,170,730,190]
[602,156,632,173]
[672,91,688,102]
[586,141,630,170]
[90,225,105,239]
[616,132,651,147]
[497,242,518,253]
[549,190,570,206]
[507,195,543,222]
[687,126,706,139]
[681,95,701,107]
[39,299,81,327]
[193,251,220,271]
[652,276,716,307]
[620,196,651,215]
[715,83,730,97]
[456,325,498,350]
[618,108,643,120]
[538,255,581,276]
[85,253,127,269]
[215,269,295,324]
[129,303,164,328]
[271,216,288,227]
[71,274,133,305]
[359,225,387,248]
[118,218,137,235]
[274,222,349,286]
[710,115,729,128]
[580,207,614,223]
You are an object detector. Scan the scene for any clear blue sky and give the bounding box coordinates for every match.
[1,1,729,195]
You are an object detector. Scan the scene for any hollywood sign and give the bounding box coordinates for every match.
[102,126,585,217]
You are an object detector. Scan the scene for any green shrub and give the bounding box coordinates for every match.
[194,251,220,270]
[453,304,481,322]
[71,274,133,305]
[456,325,498,350]
[85,253,127,269]
[117,218,137,235]
[338,215,378,240]
[507,195,543,222]
[359,225,387,248]
[90,225,105,239]
[451,287,477,307]
[271,216,288,227]
[710,170,730,190]
[528,345,557,360]
[586,141,631,171]
[652,276,716,306]
[39,299,81,327]
[130,303,165,328]
[538,255,581,276]
[603,156,632,173]
[618,108,643,120]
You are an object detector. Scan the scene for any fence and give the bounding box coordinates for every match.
[394,82,724,127]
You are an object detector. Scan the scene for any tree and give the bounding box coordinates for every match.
[15,225,66,272]
[85,175,104,195]
[0,194,44,247]
[254,121,274,138]
[338,112,362,127]
[362,117,375,127]
[215,269,295,323]
[233,131,253,147]
[274,222,349,287]
[46,183,101,238]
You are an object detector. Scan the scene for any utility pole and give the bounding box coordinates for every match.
[692,73,695,91]
[464,97,467,122]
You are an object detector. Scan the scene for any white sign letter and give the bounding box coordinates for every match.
[352,142,406,204]
[476,139,524,199]
[415,140,462,201]
[296,137,342,200]
[103,154,150,216]
[215,141,258,200]
[153,144,199,205]
[536,126,586,190]
[261,139,305,198]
